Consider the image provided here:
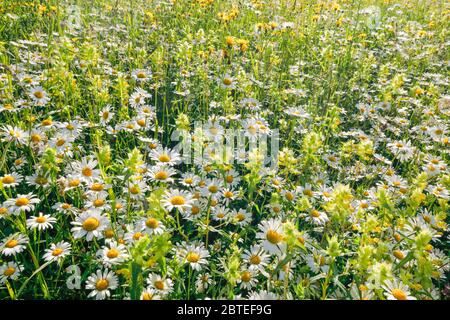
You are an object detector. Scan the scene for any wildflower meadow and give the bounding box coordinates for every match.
[0,0,449,301]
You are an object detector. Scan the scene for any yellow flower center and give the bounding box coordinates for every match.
[158,154,171,163]
[34,91,44,99]
[4,267,15,277]
[137,119,146,127]
[82,217,100,231]
[35,176,48,185]
[393,250,404,260]
[5,239,18,248]
[225,175,234,183]
[104,229,115,238]
[145,218,159,229]
[142,292,154,300]
[2,175,15,184]
[133,232,143,240]
[266,229,283,244]
[311,210,320,218]
[41,119,52,126]
[154,280,165,290]
[136,71,146,79]
[170,196,186,206]
[209,127,219,135]
[93,199,105,207]
[391,288,407,300]
[184,178,193,185]
[186,251,200,263]
[52,248,63,256]
[107,248,119,259]
[62,203,71,209]
[31,134,42,143]
[130,185,140,194]
[236,213,246,222]
[155,171,168,180]
[95,279,109,291]
[223,78,232,86]
[56,138,65,147]
[241,271,251,282]
[208,185,219,193]
[69,179,81,187]
[91,183,104,191]
[249,255,261,265]
[15,197,30,207]
[82,167,93,177]
[224,191,233,198]
[0,207,7,215]
[36,216,47,223]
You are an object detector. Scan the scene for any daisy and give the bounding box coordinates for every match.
[71,210,110,241]
[71,157,101,183]
[141,217,166,235]
[141,287,161,300]
[382,279,417,300]
[129,88,151,107]
[196,273,214,293]
[86,269,119,300]
[177,241,210,271]
[26,212,57,231]
[52,202,78,215]
[25,173,50,188]
[147,273,173,295]
[219,74,236,89]
[43,241,71,263]
[248,290,278,300]
[59,120,84,137]
[200,178,222,197]
[29,86,50,106]
[426,184,449,200]
[256,219,286,255]
[232,208,252,226]
[223,169,241,186]
[49,134,75,154]
[85,192,110,211]
[305,209,329,226]
[162,189,196,214]
[87,181,110,194]
[1,234,28,256]
[387,140,415,162]
[4,193,40,214]
[240,97,261,111]
[179,173,200,188]
[0,261,22,284]
[0,206,11,219]
[183,201,206,220]
[237,268,258,290]
[211,205,229,222]
[132,68,152,82]
[124,224,147,244]
[1,172,22,188]
[150,147,181,166]
[147,165,176,183]
[242,245,270,272]
[97,241,129,267]
[99,105,115,124]
[1,125,29,144]
[296,184,316,198]
[125,179,149,199]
